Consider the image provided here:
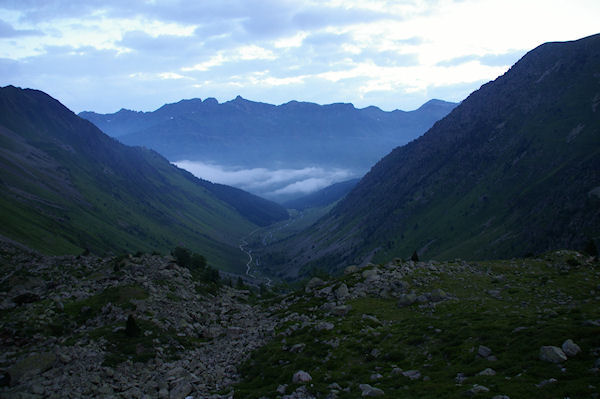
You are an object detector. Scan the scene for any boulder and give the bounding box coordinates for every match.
[539,346,567,363]
[277,384,287,394]
[402,370,421,380]
[561,339,581,357]
[292,370,312,383]
[358,383,384,396]
[397,293,417,307]
[305,277,325,293]
[344,265,359,274]
[467,384,490,395]
[335,284,349,300]
[477,368,496,376]
[362,269,379,282]
[477,345,492,358]
[332,305,351,316]
[430,288,448,302]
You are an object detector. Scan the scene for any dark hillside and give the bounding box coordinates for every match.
[0,86,286,271]
[273,33,600,277]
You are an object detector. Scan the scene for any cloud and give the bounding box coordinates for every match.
[0,19,42,37]
[173,160,355,199]
[2,0,600,113]
[436,50,527,67]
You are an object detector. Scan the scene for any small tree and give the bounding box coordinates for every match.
[201,266,220,283]
[172,246,192,268]
[411,250,419,262]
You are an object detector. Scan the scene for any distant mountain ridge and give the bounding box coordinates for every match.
[80,97,457,173]
[267,33,600,277]
[0,85,288,271]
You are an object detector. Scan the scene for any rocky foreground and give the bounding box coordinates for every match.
[1,241,599,398]
[0,242,275,398]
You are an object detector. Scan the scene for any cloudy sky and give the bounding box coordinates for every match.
[1,0,599,114]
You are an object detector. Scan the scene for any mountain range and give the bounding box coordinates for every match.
[0,85,288,272]
[80,97,456,200]
[261,33,600,277]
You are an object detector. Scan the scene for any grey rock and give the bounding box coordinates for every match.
[477,368,496,376]
[467,384,490,395]
[491,396,510,399]
[361,314,382,325]
[477,345,492,358]
[277,384,288,394]
[344,265,359,274]
[289,343,306,353]
[402,370,421,380]
[282,386,316,399]
[292,370,312,383]
[316,322,334,331]
[397,293,417,307]
[539,346,567,363]
[416,294,428,303]
[331,305,351,316]
[305,277,325,292]
[358,383,384,396]
[362,269,380,282]
[335,284,349,300]
[536,378,557,388]
[430,288,448,302]
[562,339,581,357]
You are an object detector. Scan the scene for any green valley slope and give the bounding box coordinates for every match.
[0,86,287,272]
[269,33,600,277]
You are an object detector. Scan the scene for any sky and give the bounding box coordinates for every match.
[1,0,599,114]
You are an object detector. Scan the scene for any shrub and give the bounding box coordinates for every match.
[125,314,141,338]
[172,246,192,268]
[411,250,419,262]
[191,253,207,269]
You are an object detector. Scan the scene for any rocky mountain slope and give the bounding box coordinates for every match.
[1,240,598,398]
[0,86,288,271]
[80,98,457,173]
[273,33,600,276]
